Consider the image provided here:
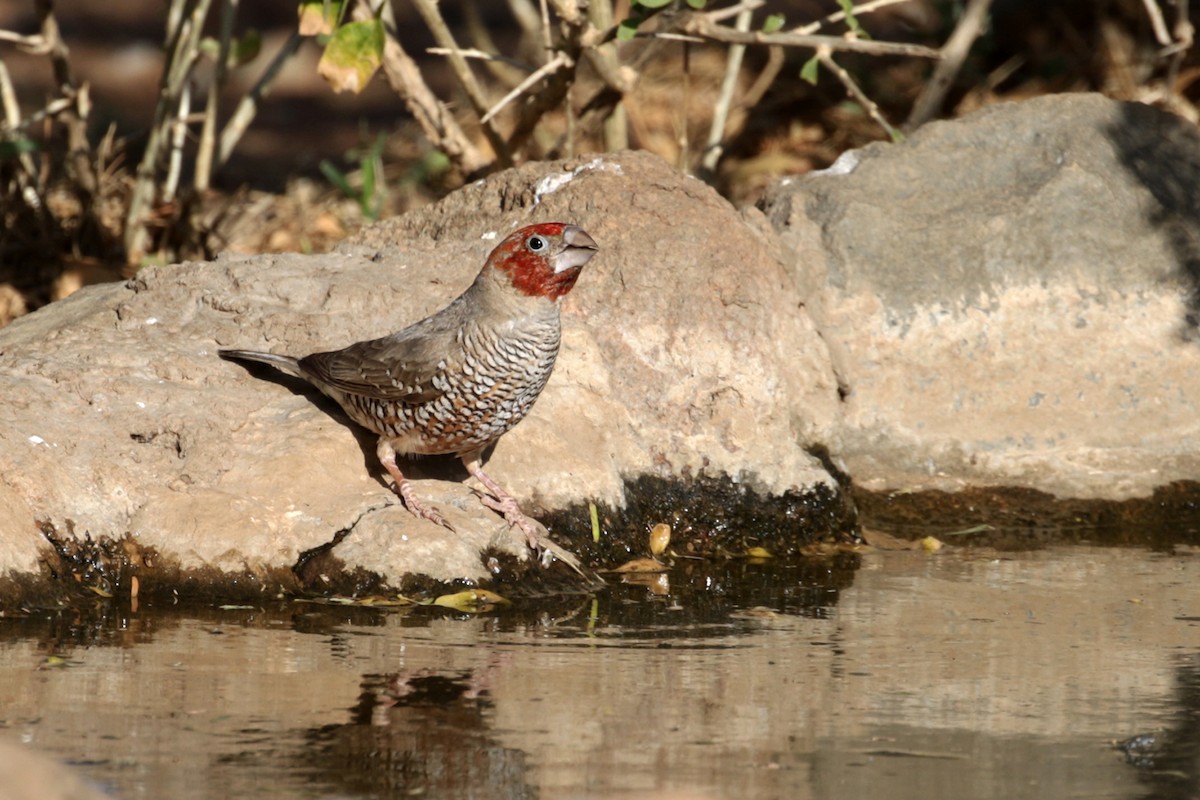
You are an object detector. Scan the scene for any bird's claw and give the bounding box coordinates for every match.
[474,489,550,553]
[395,479,455,531]
[416,503,455,532]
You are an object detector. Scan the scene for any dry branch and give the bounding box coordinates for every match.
[680,14,942,59]
[906,0,994,128]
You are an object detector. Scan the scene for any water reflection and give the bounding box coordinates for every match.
[1,546,1198,799]
[305,670,534,799]
[1121,652,1200,800]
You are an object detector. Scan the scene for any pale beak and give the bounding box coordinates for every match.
[555,226,599,273]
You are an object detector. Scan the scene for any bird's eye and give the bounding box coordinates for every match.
[527,235,546,252]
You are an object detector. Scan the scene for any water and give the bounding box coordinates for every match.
[2,543,1199,799]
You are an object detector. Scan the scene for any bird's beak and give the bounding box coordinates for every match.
[554,226,599,273]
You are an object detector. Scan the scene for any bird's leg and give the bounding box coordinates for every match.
[377,439,454,531]
[461,450,546,551]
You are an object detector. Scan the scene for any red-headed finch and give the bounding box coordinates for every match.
[221,223,599,552]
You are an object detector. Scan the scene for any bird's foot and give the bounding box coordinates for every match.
[476,491,547,552]
[378,440,455,531]
[396,480,455,532]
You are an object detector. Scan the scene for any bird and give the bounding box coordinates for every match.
[220,222,599,553]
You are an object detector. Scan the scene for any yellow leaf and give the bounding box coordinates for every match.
[433,589,510,612]
[648,522,671,555]
[317,19,384,94]
[920,536,944,553]
[607,557,668,574]
[298,1,343,36]
[746,546,773,558]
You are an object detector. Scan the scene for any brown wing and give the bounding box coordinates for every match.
[298,322,461,405]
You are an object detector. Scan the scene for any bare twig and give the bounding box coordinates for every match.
[412,0,513,166]
[0,30,46,48]
[706,1,766,24]
[426,47,535,73]
[702,7,751,174]
[546,0,584,26]
[817,46,900,140]
[195,0,238,191]
[794,0,915,35]
[0,61,39,184]
[34,0,75,91]
[481,52,572,125]
[1165,0,1194,95]
[217,30,302,169]
[506,0,542,34]
[358,1,488,174]
[164,80,190,201]
[1141,0,1173,46]
[586,0,628,151]
[742,44,784,109]
[505,19,585,156]
[126,0,212,263]
[906,0,993,128]
[681,15,942,59]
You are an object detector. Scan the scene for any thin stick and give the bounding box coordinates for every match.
[817,46,900,140]
[164,79,190,202]
[587,0,627,151]
[906,0,993,128]
[742,44,783,109]
[706,1,766,24]
[702,7,752,174]
[481,52,571,124]
[0,30,45,47]
[358,1,488,174]
[1165,0,1194,97]
[412,0,512,166]
[0,60,39,182]
[426,47,534,73]
[1141,0,1173,46]
[794,0,915,35]
[681,15,942,59]
[217,30,301,169]
[195,0,237,192]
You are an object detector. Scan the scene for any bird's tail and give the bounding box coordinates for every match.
[219,348,304,379]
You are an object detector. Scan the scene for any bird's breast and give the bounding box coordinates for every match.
[342,316,563,456]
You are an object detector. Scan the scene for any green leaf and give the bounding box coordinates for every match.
[319,159,353,196]
[0,137,39,159]
[636,0,675,7]
[230,28,262,67]
[685,0,707,8]
[617,19,640,41]
[317,18,384,93]
[762,13,785,34]
[837,0,870,38]
[800,54,820,85]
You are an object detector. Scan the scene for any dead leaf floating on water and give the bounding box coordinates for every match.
[746,546,773,559]
[920,536,944,553]
[432,589,510,612]
[860,529,948,553]
[649,523,671,555]
[606,558,668,574]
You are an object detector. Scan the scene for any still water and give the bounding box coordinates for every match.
[2,542,1199,799]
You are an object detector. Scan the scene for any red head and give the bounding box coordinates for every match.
[486,223,599,300]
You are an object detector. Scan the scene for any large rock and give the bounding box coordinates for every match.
[0,151,839,591]
[763,93,1200,500]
